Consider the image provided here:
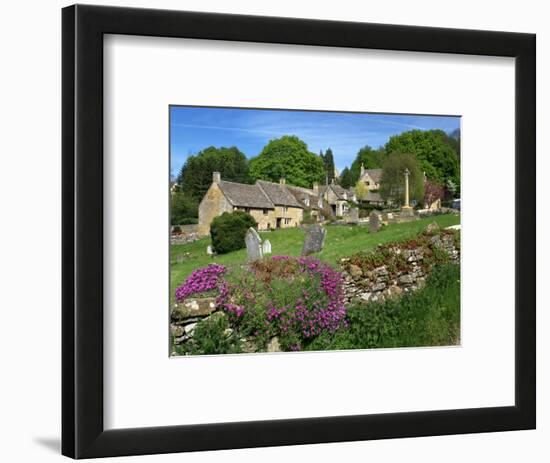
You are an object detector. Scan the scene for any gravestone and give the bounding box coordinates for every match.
[348,207,359,224]
[245,227,263,262]
[369,211,381,233]
[301,225,327,256]
[425,221,440,234]
[206,245,214,256]
[262,239,272,255]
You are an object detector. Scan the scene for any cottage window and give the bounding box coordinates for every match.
[245,207,250,213]
[263,209,268,215]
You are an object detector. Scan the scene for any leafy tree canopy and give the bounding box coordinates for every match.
[339,167,354,189]
[171,191,199,224]
[379,152,424,206]
[249,136,325,188]
[354,179,369,201]
[384,129,460,189]
[177,146,251,201]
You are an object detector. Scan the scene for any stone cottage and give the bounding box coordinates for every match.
[318,181,356,217]
[198,173,305,235]
[358,165,383,191]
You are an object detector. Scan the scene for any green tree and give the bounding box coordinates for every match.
[380,152,424,206]
[177,146,251,201]
[249,136,325,188]
[384,129,459,189]
[171,191,199,224]
[350,146,386,183]
[354,180,369,201]
[322,148,336,184]
[339,167,354,189]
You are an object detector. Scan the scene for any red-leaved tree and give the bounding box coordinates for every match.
[424,180,444,208]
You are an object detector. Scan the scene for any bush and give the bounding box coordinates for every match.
[174,263,226,301]
[301,210,317,225]
[210,211,257,254]
[177,217,198,225]
[172,225,182,234]
[171,191,198,225]
[216,256,347,351]
[175,314,242,356]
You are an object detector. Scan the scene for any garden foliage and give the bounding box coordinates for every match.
[210,211,257,254]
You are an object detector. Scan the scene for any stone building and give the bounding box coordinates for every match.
[197,173,305,236]
[318,181,356,217]
[286,184,327,221]
[358,165,383,190]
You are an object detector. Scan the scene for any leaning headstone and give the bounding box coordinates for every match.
[245,227,263,262]
[347,207,359,224]
[369,211,381,233]
[301,225,327,256]
[262,239,272,255]
[425,221,440,234]
[206,245,214,256]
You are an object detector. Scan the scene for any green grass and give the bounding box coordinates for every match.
[170,213,460,300]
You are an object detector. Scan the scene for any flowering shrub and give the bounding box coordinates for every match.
[216,256,347,350]
[175,264,226,301]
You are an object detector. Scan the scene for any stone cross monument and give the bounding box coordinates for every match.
[401,167,414,216]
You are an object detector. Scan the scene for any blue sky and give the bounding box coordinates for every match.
[170,106,460,178]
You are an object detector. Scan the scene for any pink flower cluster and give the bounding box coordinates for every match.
[216,280,245,319]
[174,264,226,301]
[266,256,347,338]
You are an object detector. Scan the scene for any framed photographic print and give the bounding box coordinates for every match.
[62,4,536,459]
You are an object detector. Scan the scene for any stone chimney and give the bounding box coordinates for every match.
[312,182,319,195]
[213,172,221,183]
[279,177,286,185]
[360,163,365,178]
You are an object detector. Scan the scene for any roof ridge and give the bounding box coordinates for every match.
[219,179,255,186]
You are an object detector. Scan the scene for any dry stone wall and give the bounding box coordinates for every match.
[340,226,460,304]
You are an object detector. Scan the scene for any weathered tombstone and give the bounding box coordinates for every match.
[206,245,214,256]
[369,211,381,233]
[348,207,359,224]
[425,221,440,234]
[301,225,327,256]
[245,227,263,261]
[262,239,272,255]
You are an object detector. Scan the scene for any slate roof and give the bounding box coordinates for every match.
[256,180,302,208]
[366,191,383,202]
[320,183,353,201]
[286,185,321,210]
[362,168,383,183]
[218,181,274,209]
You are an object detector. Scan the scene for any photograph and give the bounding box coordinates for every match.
[169,106,461,356]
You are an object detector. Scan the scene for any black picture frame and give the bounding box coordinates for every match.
[62,4,536,459]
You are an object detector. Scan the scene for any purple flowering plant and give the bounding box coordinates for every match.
[216,256,347,350]
[174,263,226,302]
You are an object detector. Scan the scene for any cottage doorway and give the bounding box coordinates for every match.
[276,218,282,229]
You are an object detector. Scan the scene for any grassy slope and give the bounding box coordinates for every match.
[171,214,460,299]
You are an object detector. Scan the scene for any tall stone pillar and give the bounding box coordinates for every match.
[401,167,414,217]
